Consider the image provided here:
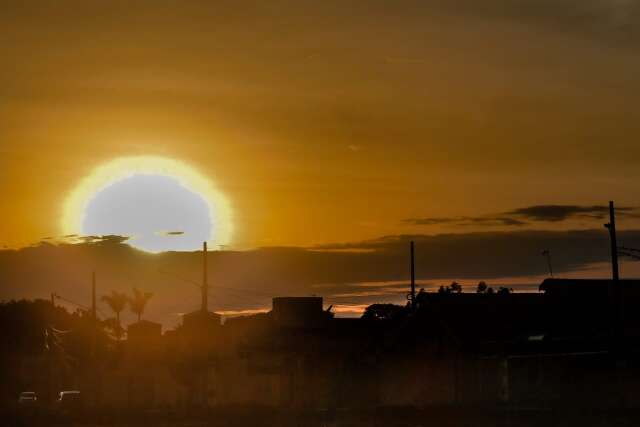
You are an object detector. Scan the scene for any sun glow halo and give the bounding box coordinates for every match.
[61,156,233,252]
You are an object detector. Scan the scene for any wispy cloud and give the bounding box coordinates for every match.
[406,204,639,228]
[330,304,370,316]
[156,230,185,236]
[46,234,132,245]
[405,216,526,227]
[330,290,396,298]
[433,0,640,48]
[215,308,270,317]
[506,205,635,222]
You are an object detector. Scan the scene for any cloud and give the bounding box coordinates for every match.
[405,216,526,227]
[506,204,635,222]
[3,228,640,326]
[312,229,640,282]
[156,231,185,236]
[406,204,639,228]
[216,308,270,318]
[40,234,132,246]
[469,217,528,226]
[330,304,370,317]
[431,0,640,47]
[404,217,458,226]
[73,235,132,245]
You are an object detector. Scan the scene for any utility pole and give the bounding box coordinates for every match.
[202,241,208,312]
[605,201,621,344]
[91,271,97,358]
[90,271,98,408]
[606,201,620,282]
[542,250,553,277]
[92,271,97,320]
[201,241,212,407]
[48,292,56,403]
[410,241,416,310]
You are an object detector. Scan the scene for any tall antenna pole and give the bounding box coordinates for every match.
[202,241,208,312]
[410,241,416,309]
[91,271,97,320]
[542,250,553,277]
[607,201,620,282]
[90,271,97,406]
[605,201,621,343]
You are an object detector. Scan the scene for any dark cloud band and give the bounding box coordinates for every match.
[2,228,639,325]
[406,204,638,227]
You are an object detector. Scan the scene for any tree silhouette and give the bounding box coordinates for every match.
[477,281,488,293]
[437,282,463,294]
[362,304,406,321]
[449,281,462,293]
[101,291,128,340]
[128,288,153,322]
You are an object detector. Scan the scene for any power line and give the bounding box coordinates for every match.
[619,250,640,261]
[54,294,89,311]
[619,246,640,253]
[54,294,107,318]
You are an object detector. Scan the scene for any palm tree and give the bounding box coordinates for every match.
[128,288,153,322]
[101,290,128,340]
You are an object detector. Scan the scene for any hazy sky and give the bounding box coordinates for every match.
[2,1,640,321]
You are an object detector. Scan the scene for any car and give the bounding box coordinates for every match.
[57,390,82,408]
[18,391,37,404]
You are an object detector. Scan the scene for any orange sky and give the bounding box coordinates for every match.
[2,1,640,251]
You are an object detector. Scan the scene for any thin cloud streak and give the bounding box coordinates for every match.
[506,204,636,222]
[406,204,639,228]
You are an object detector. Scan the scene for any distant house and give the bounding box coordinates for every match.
[127,319,162,342]
[540,278,640,338]
[182,309,222,331]
[272,296,330,328]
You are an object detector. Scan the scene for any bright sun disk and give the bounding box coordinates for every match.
[61,156,233,253]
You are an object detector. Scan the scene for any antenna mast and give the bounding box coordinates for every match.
[91,271,97,320]
[202,242,208,312]
[410,241,416,309]
[605,201,621,343]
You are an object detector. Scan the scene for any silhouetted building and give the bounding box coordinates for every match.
[127,319,162,342]
[182,309,221,331]
[540,278,640,339]
[272,296,329,328]
[22,278,640,413]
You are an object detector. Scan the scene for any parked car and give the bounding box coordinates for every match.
[18,391,37,404]
[57,390,82,410]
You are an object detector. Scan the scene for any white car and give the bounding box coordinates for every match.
[18,391,37,404]
[58,390,82,407]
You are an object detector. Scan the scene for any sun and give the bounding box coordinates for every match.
[62,156,233,253]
